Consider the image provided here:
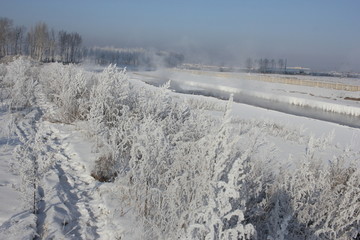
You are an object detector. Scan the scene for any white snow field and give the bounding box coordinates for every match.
[0,58,359,239]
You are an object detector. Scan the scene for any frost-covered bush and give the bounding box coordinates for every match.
[88,65,132,181]
[39,62,91,123]
[86,66,259,239]
[0,63,7,83]
[178,98,252,239]
[246,136,360,240]
[3,57,37,110]
[281,153,360,240]
[0,64,9,102]
[185,96,225,112]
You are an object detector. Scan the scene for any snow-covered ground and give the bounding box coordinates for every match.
[1,60,359,239]
[0,105,22,225]
[0,102,142,240]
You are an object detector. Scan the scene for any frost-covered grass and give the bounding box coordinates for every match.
[0,58,359,239]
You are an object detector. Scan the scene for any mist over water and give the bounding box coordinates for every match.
[137,73,360,129]
[184,87,360,128]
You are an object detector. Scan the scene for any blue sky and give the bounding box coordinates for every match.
[1,0,360,71]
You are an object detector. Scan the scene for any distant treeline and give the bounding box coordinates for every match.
[0,17,82,63]
[0,17,184,68]
[87,47,184,69]
[245,58,359,78]
[245,57,290,73]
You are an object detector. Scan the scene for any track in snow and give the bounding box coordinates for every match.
[35,122,100,239]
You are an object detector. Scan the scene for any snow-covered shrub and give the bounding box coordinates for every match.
[86,67,259,238]
[4,57,37,110]
[88,65,132,180]
[248,136,360,240]
[286,152,360,240]
[185,95,225,112]
[39,62,91,123]
[0,63,7,83]
[184,97,256,240]
[0,64,9,102]
[88,65,130,129]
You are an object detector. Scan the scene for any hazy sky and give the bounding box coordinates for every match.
[1,0,360,71]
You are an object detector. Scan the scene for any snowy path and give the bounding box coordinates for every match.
[0,113,140,239]
[33,121,99,239]
[0,106,22,226]
[39,121,142,239]
[0,82,141,239]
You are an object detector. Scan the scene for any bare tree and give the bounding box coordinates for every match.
[0,17,13,57]
[258,58,270,73]
[58,31,82,63]
[245,57,253,72]
[278,59,285,72]
[25,30,34,57]
[48,29,56,62]
[69,32,82,63]
[270,59,276,72]
[58,31,68,62]
[27,22,50,61]
[11,26,26,55]
[257,59,263,72]
[263,58,269,72]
